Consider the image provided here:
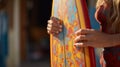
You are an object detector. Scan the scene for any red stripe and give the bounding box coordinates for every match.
[81,0,96,67]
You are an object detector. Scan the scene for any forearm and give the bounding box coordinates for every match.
[100,33,120,48]
[111,33,120,46]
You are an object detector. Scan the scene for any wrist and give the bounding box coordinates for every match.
[110,34,120,47]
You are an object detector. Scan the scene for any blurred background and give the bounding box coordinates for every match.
[0,0,98,67]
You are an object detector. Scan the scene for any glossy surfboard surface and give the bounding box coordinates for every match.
[50,0,98,67]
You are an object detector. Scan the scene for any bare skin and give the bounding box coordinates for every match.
[47,17,62,37]
[47,9,120,48]
[47,17,120,48]
[74,29,120,48]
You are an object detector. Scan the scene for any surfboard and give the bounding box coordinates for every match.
[50,0,97,67]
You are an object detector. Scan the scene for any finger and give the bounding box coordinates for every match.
[47,25,62,33]
[74,35,87,43]
[48,29,59,38]
[48,19,62,28]
[47,30,50,34]
[75,29,89,36]
[47,30,55,35]
[50,17,61,24]
[74,42,92,47]
[52,33,59,38]
[47,27,52,34]
[74,43,86,47]
[47,23,62,31]
[75,29,95,36]
[47,23,52,28]
[51,17,63,25]
[47,26,61,35]
[48,20,53,24]
[47,27,57,34]
[50,17,63,26]
[50,17,60,22]
[48,20,57,26]
[47,20,62,33]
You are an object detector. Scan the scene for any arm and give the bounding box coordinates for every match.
[111,33,120,46]
[74,29,120,48]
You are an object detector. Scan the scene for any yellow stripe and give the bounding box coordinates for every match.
[84,48,91,67]
[76,0,91,67]
[50,1,54,67]
[50,35,53,67]
[76,0,85,29]
[51,1,54,16]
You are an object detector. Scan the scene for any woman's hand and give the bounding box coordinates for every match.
[74,29,114,48]
[47,17,63,37]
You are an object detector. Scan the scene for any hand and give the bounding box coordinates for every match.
[47,17,63,37]
[74,29,113,48]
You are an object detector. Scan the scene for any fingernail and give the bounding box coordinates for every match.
[74,43,78,46]
[56,31,59,34]
[79,43,83,46]
[58,21,60,23]
[59,29,62,32]
[60,25,62,28]
[74,43,83,46]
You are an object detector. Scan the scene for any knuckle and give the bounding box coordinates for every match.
[47,20,50,23]
[48,24,52,28]
[47,27,49,30]
[48,27,52,31]
[79,35,85,39]
[79,35,82,39]
[47,31,50,34]
[47,28,50,31]
[49,20,53,24]
[47,23,50,27]
[80,29,84,32]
